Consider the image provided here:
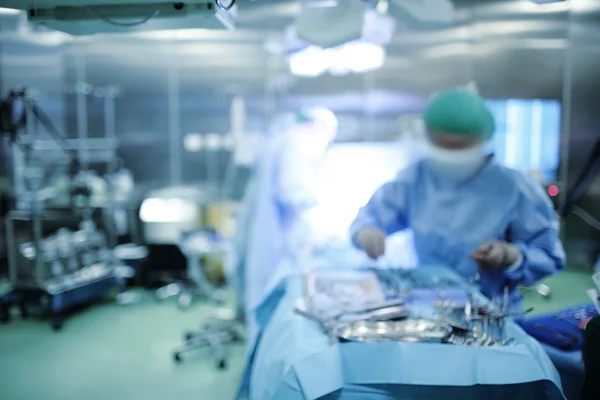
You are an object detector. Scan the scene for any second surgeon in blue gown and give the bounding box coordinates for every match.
[350,89,565,310]
[235,107,338,348]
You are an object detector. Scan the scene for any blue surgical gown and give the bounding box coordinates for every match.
[350,156,565,309]
[234,132,321,346]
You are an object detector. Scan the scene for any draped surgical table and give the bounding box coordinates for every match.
[237,255,565,400]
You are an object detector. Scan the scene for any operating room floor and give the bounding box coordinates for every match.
[0,267,595,400]
[521,266,595,316]
[0,292,246,400]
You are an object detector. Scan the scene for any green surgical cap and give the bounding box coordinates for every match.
[424,89,495,139]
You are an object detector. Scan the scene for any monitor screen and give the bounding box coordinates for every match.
[486,99,562,184]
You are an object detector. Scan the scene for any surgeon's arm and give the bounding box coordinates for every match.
[504,184,566,286]
[350,180,409,248]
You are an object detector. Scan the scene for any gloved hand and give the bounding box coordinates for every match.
[469,240,522,271]
[356,228,386,260]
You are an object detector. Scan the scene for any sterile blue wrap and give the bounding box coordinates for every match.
[243,265,564,400]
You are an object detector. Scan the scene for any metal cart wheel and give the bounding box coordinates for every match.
[231,331,244,342]
[0,304,11,324]
[51,317,64,332]
[217,359,227,369]
[173,352,183,363]
[19,303,28,319]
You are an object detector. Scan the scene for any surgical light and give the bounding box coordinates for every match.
[362,9,396,46]
[376,0,390,14]
[328,62,352,77]
[289,45,331,77]
[295,0,365,48]
[389,0,455,29]
[339,42,385,73]
[11,1,236,36]
[288,41,385,77]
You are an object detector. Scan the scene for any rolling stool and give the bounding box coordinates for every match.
[169,231,243,369]
[155,233,225,308]
[173,307,243,369]
[114,244,148,305]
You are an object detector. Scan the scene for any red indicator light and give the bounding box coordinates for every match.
[548,185,559,197]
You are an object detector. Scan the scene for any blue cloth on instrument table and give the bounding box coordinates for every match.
[245,266,564,400]
[319,383,557,400]
[350,156,565,311]
[540,344,584,400]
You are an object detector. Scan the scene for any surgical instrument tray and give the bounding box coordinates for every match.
[333,319,452,343]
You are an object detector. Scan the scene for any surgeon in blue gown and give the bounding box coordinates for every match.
[350,89,565,310]
[234,107,338,345]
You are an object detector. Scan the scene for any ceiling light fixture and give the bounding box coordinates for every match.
[288,40,385,77]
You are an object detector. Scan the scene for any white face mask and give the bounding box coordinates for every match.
[426,144,486,180]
